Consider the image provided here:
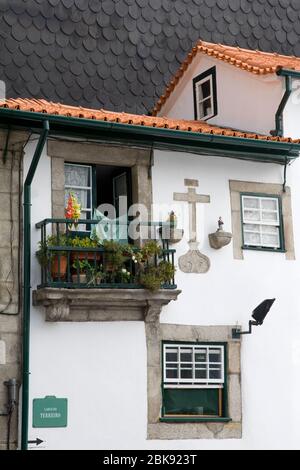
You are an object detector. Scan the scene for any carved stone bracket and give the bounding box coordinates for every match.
[178,249,210,273]
[33,288,181,322]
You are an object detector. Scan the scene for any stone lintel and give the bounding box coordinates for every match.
[32,288,181,322]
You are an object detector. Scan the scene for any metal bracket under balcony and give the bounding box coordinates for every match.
[32,288,181,323]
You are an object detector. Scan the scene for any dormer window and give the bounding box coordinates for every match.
[193,67,217,121]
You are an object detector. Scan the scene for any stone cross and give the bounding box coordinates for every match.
[173,179,211,274]
[173,179,210,244]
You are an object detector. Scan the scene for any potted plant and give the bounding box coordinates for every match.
[140,260,175,291]
[101,240,127,274]
[86,264,106,286]
[71,259,91,284]
[36,233,69,280]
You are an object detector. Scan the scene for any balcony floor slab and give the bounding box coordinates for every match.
[32,288,181,322]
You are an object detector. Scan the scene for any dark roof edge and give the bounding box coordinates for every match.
[0,107,298,165]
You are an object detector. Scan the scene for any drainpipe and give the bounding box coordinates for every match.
[274,68,299,137]
[21,120,49,450]
[274,74,292,137]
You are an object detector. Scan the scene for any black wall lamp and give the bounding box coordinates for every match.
[232,298,276,339]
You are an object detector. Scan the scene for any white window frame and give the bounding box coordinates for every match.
[195,75,214,120]
[64,163,93,230]
[163,344,224,389]
[241,195,281,249]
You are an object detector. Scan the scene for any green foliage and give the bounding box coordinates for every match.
[37,234,175,290]
[68,236,99,248]
[86,265,106,286]
[72,259,91,273]
[140,240,162,260]
[140,260,175,291]
[36,233,69,266]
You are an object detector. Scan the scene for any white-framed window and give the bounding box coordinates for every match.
[64,163,93,230]
[193,67,217,120]
[163,344,224,388]
[241,194,283,250]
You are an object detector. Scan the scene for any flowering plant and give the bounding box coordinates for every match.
[65,192,81,229]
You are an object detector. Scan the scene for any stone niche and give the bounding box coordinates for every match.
[32,288,181,322]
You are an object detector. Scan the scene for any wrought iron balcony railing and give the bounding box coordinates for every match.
[35,218,176,290]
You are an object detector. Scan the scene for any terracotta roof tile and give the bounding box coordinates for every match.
[152,40,300,115]
[0,98,299,145]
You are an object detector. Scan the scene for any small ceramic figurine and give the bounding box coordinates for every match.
[218,216,224,231]
[168,211,177,228]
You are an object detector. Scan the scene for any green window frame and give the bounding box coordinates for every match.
[161,341,230,423]
[241,193,285,253]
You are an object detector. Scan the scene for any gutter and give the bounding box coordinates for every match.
[21,120,49,450]
[0,107,299,164]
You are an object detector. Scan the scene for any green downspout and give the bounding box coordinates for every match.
[21,120,49,450]
[275,69,299,137]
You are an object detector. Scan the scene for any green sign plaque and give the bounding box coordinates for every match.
[33,396,68,428]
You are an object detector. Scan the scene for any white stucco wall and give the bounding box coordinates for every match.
[159,55,283,136]
[24,140,300,450]
[283,82,300,139]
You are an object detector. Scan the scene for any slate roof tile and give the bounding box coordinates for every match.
[1,1,300,114]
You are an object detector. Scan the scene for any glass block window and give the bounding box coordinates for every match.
[242,194,283,250]
[193,67,217,120]
[64,163,93,230]
[163,344,224,386]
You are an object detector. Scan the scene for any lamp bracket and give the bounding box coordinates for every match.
[232,320,259,339]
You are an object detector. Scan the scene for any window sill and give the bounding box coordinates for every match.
[160,417,232,423]
[242,246,286,253]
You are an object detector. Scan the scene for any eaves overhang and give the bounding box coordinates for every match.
[0,107,299,165]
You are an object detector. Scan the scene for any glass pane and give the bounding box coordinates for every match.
[244,224,260,233]
[261,225,278,234]
[65,189,89,210]
[180,368,193,379]
[65,164,90,187]
[163,388,220,417]
[262,233,280,247]
[244,231,260,245]
[209,350,221,363]
[262,211,278,222]
[243,210,260,222]
[243,197,259,209]
[199,98,212,119]
[195,368,207,379]
[200,79,211,100]
[195,349,206,362]
[166,367,178,379]
[180,348,193,362]
[166,349,178,362]
[209,368,221,380]
[261,198,277,211]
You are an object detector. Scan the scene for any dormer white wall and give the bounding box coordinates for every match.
[158,55,283,136]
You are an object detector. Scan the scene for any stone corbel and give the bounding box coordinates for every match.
[144,301,164,323]
[45,300,70,322]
